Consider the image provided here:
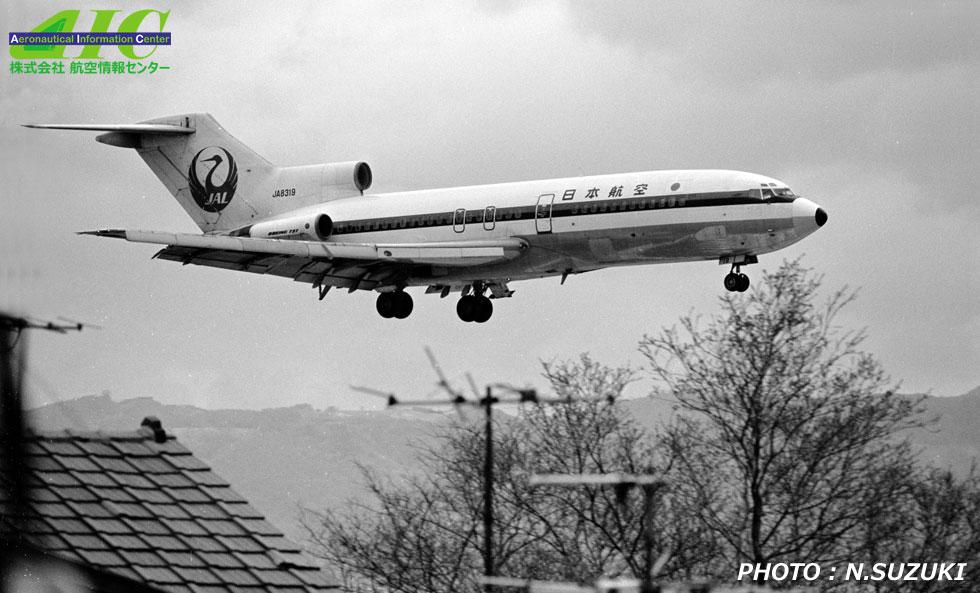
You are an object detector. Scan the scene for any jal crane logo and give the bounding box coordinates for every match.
[188,146,237,212]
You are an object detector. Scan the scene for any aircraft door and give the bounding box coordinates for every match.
[453,208,466,233]
[535,194,554,234]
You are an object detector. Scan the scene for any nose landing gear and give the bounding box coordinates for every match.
[723,265,750,293]
[376,290,414,319]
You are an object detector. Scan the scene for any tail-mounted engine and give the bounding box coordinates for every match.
[322,161,372,194]
[247,213,333,241]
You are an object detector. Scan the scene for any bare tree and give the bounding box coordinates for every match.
[640,259,926,576]
[302,356,669,592]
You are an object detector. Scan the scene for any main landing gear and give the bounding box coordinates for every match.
[376,290,414,319]
[723,265,751,293]
[456,282,493,323]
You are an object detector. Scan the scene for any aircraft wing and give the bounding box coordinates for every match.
[80,229,528,292]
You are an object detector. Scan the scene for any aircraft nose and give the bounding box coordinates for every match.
[793,197,827,234]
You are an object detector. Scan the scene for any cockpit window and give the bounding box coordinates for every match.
[773,187,796,198]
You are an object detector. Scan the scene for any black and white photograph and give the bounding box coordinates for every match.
[2,2,978,592]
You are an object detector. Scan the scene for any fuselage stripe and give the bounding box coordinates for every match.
[331,190,794,236]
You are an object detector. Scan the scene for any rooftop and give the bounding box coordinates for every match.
[1,417,338,593]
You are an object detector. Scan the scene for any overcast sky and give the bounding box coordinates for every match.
[2,1,977,412]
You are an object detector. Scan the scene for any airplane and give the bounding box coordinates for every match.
[27,113,827,323]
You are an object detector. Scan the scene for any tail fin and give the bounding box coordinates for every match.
[27,113,276,233]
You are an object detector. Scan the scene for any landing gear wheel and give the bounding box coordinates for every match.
[376,292,396,318]
[724,273,741,292]
[377,291,414,319]
[456,295,477,322]
[736,273,750,292]
[473,296,493,323]
[393,291,414,319]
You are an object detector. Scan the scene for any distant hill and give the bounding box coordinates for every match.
[28,387,980,542]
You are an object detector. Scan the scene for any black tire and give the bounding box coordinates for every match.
[737,273,750,292]
[456,295,477,322]
[473,296,493,323]
[723,273,740,292]
[393,291,414,319]
[376,293,396,318]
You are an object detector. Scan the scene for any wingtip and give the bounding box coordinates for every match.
[78,229,127,239]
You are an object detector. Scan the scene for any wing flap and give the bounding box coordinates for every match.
[82,229,527,267]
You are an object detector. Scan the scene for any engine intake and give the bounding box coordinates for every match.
[322,161,372,193]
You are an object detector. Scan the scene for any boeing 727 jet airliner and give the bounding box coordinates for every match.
[29,113,827,322]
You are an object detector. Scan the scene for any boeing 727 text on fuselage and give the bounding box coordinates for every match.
[28,113,827,322]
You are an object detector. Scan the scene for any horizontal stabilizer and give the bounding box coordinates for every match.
[79,229,528,267]
[23,123,194,134]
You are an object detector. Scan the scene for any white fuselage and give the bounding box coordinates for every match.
[262,169,824,286]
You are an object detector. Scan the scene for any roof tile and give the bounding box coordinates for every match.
[71,471,117,488]
[46,517,90,533]
[111,472,156,488]
[202,487,246,504]
[107,566,142,582]
[92,486,135,502]
[129,488,176,504]
[36,471,80,487]
[133,565,183,584]
[38,440,85,456]
[231,518,280,536]
[167,487,211,503]
[24,533,69,551]
[254,568,303,587]
[163,518,208,536]
[159,550,207,568]
[105,500,154,518]
[164,454,210,471]
[143,501,190,519]
[149,473,196,488]
[218,502,264,519]
[76,548,126,567]
[34,502,74,518]
[28,456,64,472]
[119,549,167,566]
[198,519,248,537]
[102,533,150,550]
[182,503,229,520]
[212,569,259,587]
[146,439,192,456]
[75,440,121,457]
[179,535,229,553]
[110,440,157,457]
[27,487,61,502]
[63,533,109,550]
[196,551,244,568]
[232,552,277,570]
[188,585,231,593]
[215,536,263,553]
[56,456,101,472]
[141,533,190,551]
[65,501,115,518]
[123,517,173,535]
[82,517,132,534]
[163,585,196,593]
[172,567,222,585]
[93,456,138,473]
[183,470,229,487]
[256,535,301,552]
[129,456,178,474]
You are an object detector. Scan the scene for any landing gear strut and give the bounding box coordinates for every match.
[723,265,750,293]
[457,283,493,323]
[376,290,414,319]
